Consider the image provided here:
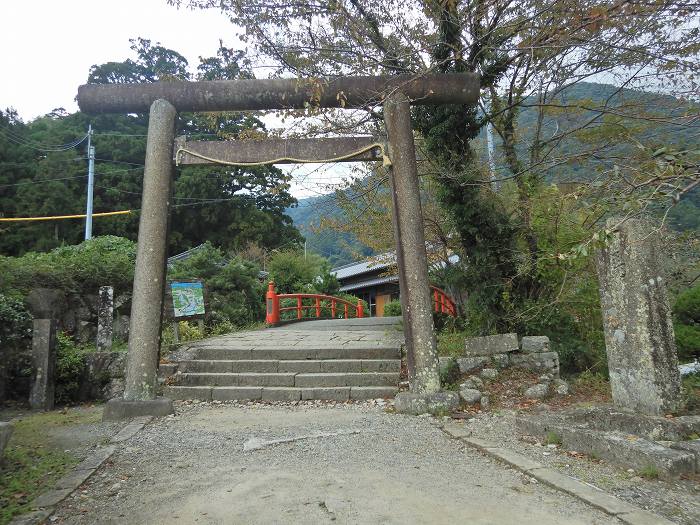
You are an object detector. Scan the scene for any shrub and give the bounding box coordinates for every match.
[267,250,339,295]
[0,294,33,399]
[383,300,402,317]
[439,358,460,386]
[437,330,466,357]
[0,293,32,349]
[168,243,265,327]
[55,333,88,405]
[674,284,700,361]
[0,236,136,299]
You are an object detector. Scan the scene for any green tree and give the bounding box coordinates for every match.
[168,242,266,326]
[173,0,699,334]
[267,250,339,294]
[674,284,700,361]
[0,38,302,255]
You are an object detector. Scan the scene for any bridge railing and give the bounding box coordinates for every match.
[265,281,364,325]
[431,286,457,317]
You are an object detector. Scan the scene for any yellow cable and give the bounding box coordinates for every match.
[175,141,392,168]
[0,210,132,222]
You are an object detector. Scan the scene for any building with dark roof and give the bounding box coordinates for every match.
[331,253,459,317]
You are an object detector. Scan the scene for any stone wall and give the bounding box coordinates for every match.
[79,352,126,401]
[24,287,130,344]
[440,333,560,378]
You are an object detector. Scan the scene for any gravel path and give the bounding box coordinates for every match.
[463,410,700,525]
[50,401,619,525]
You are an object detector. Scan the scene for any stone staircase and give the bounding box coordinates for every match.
[160,317,404,401]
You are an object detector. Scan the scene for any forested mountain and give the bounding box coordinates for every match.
[288,81,700,265]
[286,194,373,266]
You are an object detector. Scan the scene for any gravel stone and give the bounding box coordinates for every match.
[461,376,484,390]
[459,388,482,405]
[524,383,549,399]
[553,379,570,396]
[460,410,700,525]
[49,401,620,525]
[480,368,499,380]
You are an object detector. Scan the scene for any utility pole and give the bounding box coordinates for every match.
[484,97,498,191]
[84,124,95,240]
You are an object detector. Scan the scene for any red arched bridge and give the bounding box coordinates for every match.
[265,281,456,325]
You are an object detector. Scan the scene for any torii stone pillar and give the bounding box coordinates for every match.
[103,99,176,420]
[384,94,440,394]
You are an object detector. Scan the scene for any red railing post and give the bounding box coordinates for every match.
[433,288,439,313]
[357,299,364,318]
[344,304,348,319]
[331,299,336,318]
[297,296,303,320]
[315,296,321,318]
[265,281,280,325]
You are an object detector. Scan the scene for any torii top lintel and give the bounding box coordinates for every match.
[76,73,480,114]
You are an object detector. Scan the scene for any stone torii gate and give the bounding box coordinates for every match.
[77,74,480,419]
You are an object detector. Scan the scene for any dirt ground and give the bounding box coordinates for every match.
[46,401,624,525]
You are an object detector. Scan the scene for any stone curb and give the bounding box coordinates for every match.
[439,421,676,525]
[9,417,153,525]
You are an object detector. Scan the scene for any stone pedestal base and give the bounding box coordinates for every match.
[515,406,700,478]
[394,391,459,415]
[103,398,174,421]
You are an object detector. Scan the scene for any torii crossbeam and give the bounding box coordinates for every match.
[76,73,480,419]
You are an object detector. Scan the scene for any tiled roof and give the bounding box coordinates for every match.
[338,275,399,292]
[332,253,460,281]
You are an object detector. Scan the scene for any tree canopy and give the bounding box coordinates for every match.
[0,38,302,256]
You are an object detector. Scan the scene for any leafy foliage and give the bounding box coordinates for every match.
[0,38,301,256]
[383,300,402,317]
[267,250,339,295]
[0,236,136,299]
[54,332,88,405]
[0,293,32,349]
[167,242,265,327]
[674,284,700,361]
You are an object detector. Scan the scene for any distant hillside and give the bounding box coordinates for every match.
[286,194,374,266]
[286,82,699,262]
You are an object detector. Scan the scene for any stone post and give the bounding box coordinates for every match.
[29,319,57,410]
[96,286,113,352]
[384,93,440,394]
[595,217,682,415]
[104,99,175,420]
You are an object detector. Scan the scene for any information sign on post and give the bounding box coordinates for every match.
[171,281,206,319]
[166,280,207,343]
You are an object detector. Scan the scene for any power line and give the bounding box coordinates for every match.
[0,127,89,152]
[0,174,90,189]
[0,167,145,190]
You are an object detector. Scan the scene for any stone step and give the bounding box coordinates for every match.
[176,372,400,388]
[193,346,401,361]
[176,359,400,374]
[163,385,398,402]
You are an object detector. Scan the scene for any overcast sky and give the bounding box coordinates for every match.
[0,1,237,120]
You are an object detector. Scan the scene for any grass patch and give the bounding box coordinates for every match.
[0,406,101,525]
[639,465,660,480]
[437,331,466,357]
[571,371,611,400]
[681,373,700,413]
[544,431,562,445]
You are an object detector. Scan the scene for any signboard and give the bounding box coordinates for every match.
[169,280,206,320]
